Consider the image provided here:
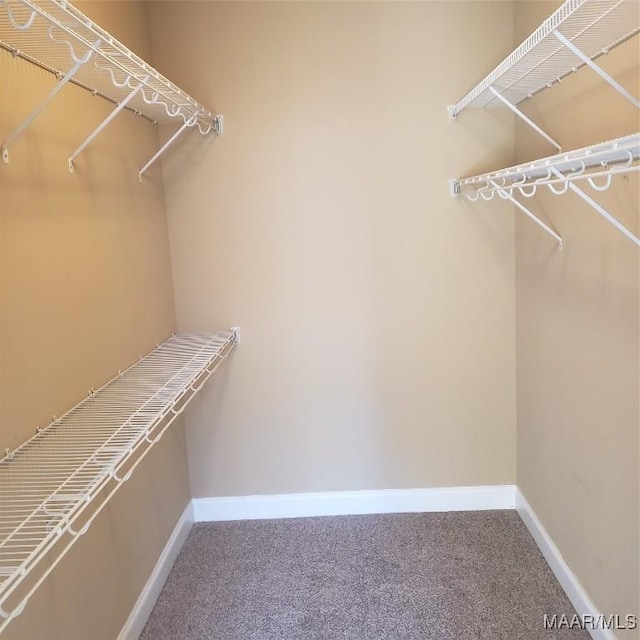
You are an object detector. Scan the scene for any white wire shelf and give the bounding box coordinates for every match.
[451,134,640,248]
[0,0,222,173]
[453,134,639,194]
[0,329,238,632]
[449,0,640,118]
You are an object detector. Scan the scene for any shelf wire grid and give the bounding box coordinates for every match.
[451,0,639,114]
[0,0,216,133]
[0,331,235,628]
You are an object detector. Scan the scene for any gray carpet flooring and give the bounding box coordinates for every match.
[140,511,589,639]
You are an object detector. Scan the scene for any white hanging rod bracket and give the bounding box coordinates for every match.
[1,38,100,164]
[550,167,640,246]
[487,87,562,152]
[553,30,640,109]
[231,327,241,343]
[489,180,563,249]
[68,76,149,173]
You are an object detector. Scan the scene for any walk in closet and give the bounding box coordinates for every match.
[1,0,638,638]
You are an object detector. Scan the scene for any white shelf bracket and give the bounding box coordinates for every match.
[488,87,562,152]
[553,30,640,110]
[489,179,563,249]
[68,75,149,173]
[550,167,640,246]
[139,115,196,180]
[1,40,100,164]
[139,113,223,179]
[231,327,241,344]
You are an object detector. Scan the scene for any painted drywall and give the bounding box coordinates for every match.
[0,2,189,638]
[514,2,639,637]
[146,1,518,498]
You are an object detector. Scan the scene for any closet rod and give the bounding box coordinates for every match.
[0,41,157,125]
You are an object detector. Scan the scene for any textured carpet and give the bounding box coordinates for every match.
[140,511,589,639]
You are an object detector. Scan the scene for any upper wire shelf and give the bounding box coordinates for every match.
[0,0,217,132]
[0,0,222,174]
[0,329,239,633]
[448,0,639,118]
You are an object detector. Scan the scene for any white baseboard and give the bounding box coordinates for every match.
[516,489,616,640]
[119,486,617,640]
[193,484,516,522]
[118,501,195,640]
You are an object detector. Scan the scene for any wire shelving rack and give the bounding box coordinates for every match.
[449,0,639,248]
[0,329,238,632]
[452,134,640,248]
[0,0,222,175]
[448,0,639,123]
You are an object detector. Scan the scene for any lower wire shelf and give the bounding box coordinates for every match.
[0,329,238,631]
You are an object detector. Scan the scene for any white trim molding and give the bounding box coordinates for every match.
[193,484,517,522]
[120,486,618,640]
[516,489,616,640]
[118,502,195,640]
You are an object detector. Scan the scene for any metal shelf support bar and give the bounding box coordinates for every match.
[489,179,563,248]
[139,115,195,180]
[67,75,149,172]
[138,113,222,179]
[488,87,562,152]
[550,167,640,245]
[553,30,640,109]
[1,41,99,164]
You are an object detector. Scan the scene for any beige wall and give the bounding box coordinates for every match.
[147,1,518,498]
[514,2,639,636]
[0,2,189,638]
